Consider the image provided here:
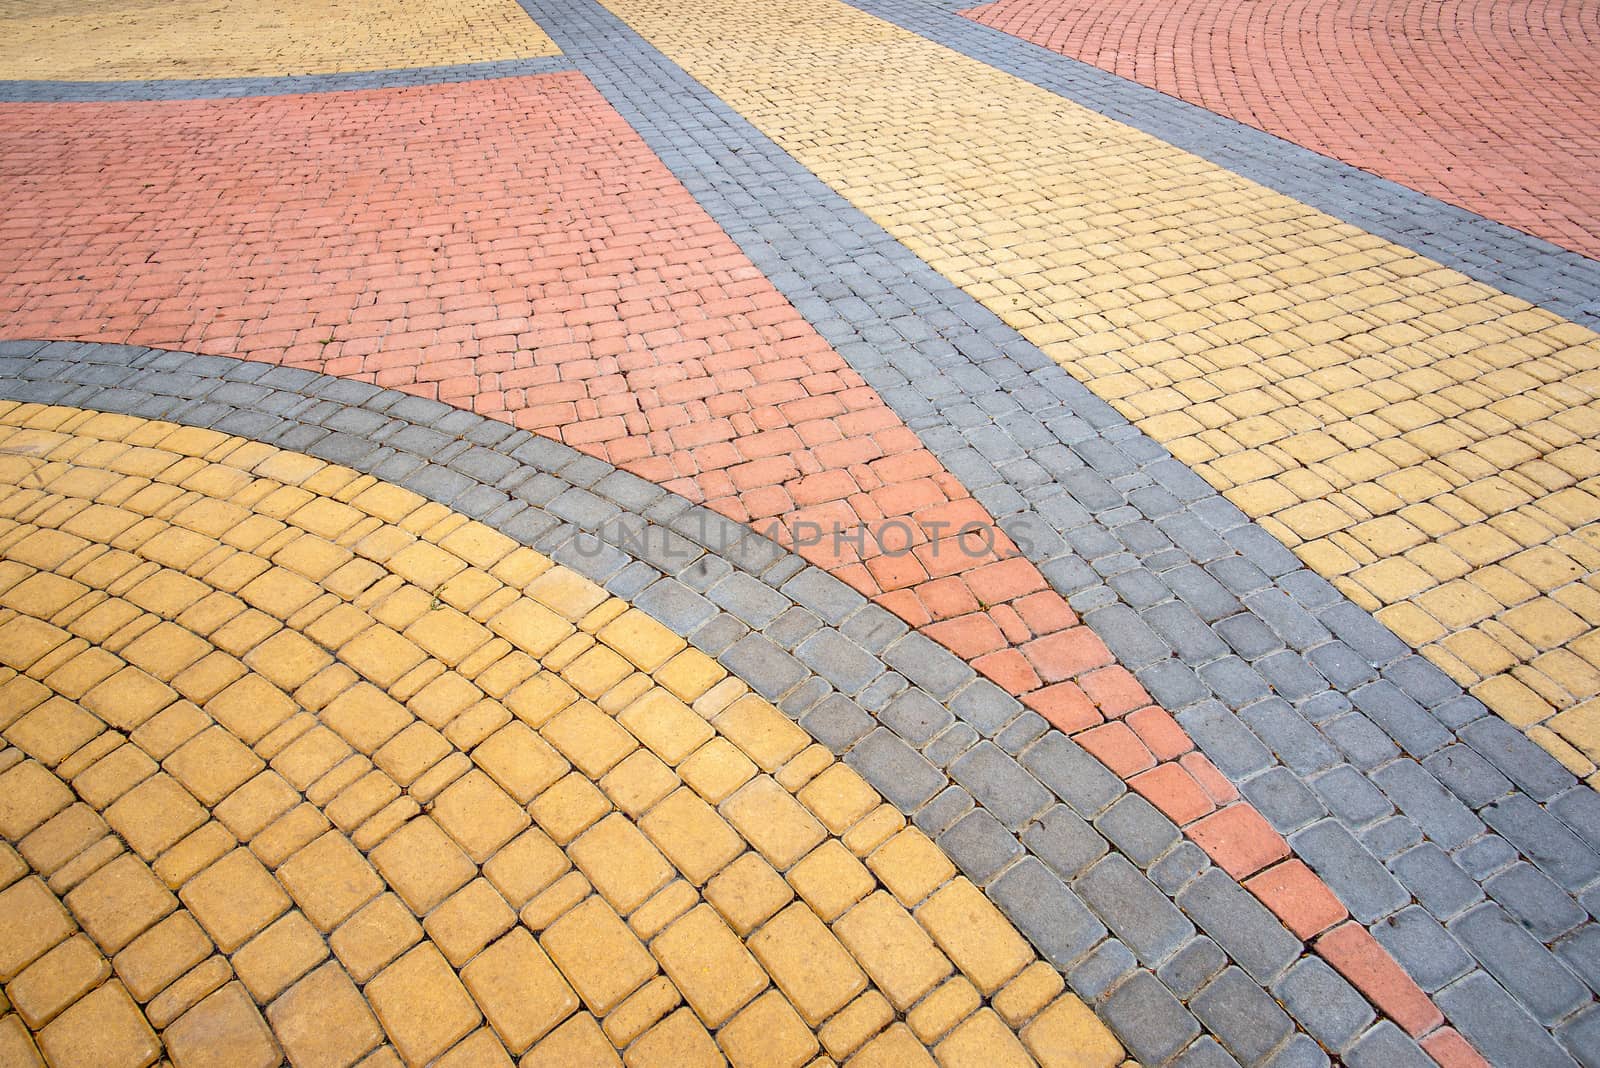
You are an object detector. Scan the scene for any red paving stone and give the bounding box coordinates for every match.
[1243,860,1349,941]
[964,0,1600,259]
[1318,922,1447,1038]
[0,77,1472,1050]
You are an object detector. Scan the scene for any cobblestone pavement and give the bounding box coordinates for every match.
[963,0,1600,261]
[1,0,1599,1065]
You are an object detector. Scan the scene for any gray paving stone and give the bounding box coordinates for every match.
[1372,906,1475,992]
[1020,732,1127,817]
[1096,793,1181,869]
[1556,1004,1600,1068]
[1390,842,1486,921]
[1066,938,1137,1002]
[1178,701,1275,780]
[708,571,789,628]
[1462,717,1576,803]
[1482,795,1600,892]
[879,689,955,746]
[844,727,944,812]
[1344,1021,1434,1068]
[798,694,874,753]
[1290,819,1409,923]
[949,741,1052,830]
[1557,927,1600,996]
[1240,699,1339,774]
[937,807,1022,884]
[1449,903,1591,1025]
[913,785,974,837]
[1273,956,1374,1053]
[990,856,1108,969]
[924,721,978,768]
[1149,841,1209,896]
[1193,966,1294,1066]
[1101,970,1203,1066]
[950,678,1021,736]
[1424,743,1516,810]
[1076,854,1195,967]
[1022,804,1108,881]
[882,631,973,699]
[718,633,806,700]
[794,629,881,695]
[1240,767,1325,833]
[1177,869,1300,985]
[1173,1036,1243,1068]
[1486,863,1588,941]
[1158,936,1227,1000]
[1436,971,1581,1068]
[1261,1035,1330,1068]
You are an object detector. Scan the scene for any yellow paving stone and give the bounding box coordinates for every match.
[433,1028,514,1068]
[846,1022,937,1068]
[178,849,289,952]
[834,892,952,1012]
[231,911,328,1002]
[339,626,428,689]
[424,878,517,966]
[655,650,727,703]
[0,1015,43,1067]
[442,697,511,751]
[619,687,714,766]
[628,879,699,941]
[211,770,298,840]
[751,901,868,1026]
[819,991,895,1061]
[525,566,608,621]
[367,944,483,1067]
[715,694,810,771]
[5,695,102,766]
[205,675,295,745]
[604,975,680,1047]
[541,895,657,1016]
[542,700,639,777]
[327,893,421,985]
[723,776,827,871]
[65,852,176,955]
[485,599,573,659]
[788,840,875,922]
[523,1012,622,1068]
[679,736,759,804]
[111,911,211,1003]
[719,988,821,1068]
[458,928,578,1055]
[163,982,281,1068]
[598,610,686,672]
[906,976,981,1043]
[598,749,679,818]
[993,962,1067,1028]
[562,645,637,701]
[625,1006,723,1068]
[797,763,878,834]
[18,803,106,876]
[325,768,401,831]
[653,903,767,1028]
[935,1007,1034,1068]
[519,870,593,931]
[465,721,566,804]
[277,830,384,932]
[35,981,159,1068]
[6,934,108,1028]
[774,744,834,792]
[634,783,746,883]
[370,816,476,915]
[163,725,264,805]
[1021,995,1124,1068]
[569,813,675,915]
[0,760,73,839]
[704,851,794,935]
[153,821,236,890]
[268,962,385,1068]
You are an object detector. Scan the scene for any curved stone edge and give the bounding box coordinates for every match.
[0,338,1450,1068]
[497,3,1599,1064]
[0,56,577,102]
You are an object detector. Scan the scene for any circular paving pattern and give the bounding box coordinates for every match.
[0,403,1126,1067]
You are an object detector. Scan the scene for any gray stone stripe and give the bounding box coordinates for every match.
[3,340,1383,1068]
[858,0,1600,328]
[0,57,577,102]
[500,2,1596,1063]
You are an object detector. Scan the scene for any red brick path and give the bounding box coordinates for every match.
[964,0,1600,260]
[0,77,1476,1055]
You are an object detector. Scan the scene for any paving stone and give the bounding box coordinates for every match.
[1448,903,1591,1025]
[1289,820,1409,923]
[1019,733,1126,818]
[1193,965,1293,1066]
[1075,854,1194,967]
[949,742,1051,831]
[844,727,944,812]
[1485,862,1588,941]
[1176,869,1300,985]
[989,856,1106,969]
[1436,971,1581,1068]
[1100,969,1202,1066]
[1481,795,1600,891]
[1343,1021,1435,1068]
[1272,956,1375,1053]
[936,808,1022,885]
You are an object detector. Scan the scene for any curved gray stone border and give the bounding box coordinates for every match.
[496,3,1596,1064]
[0,56,576,102]
[2,338,1428,1068]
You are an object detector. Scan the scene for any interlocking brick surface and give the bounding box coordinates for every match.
[964,0,1600,260]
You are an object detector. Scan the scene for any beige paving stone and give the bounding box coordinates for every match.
[205,675,295,745]
[705,851,793,935]
[231,911,328,1002]
[0,876,78,982]
[460,928,579,1054]
[916,878,1033,995]
[111,911,211,1003]
[367,944,483,1068]
[19,803,108,876]
[470,721,567,803]
[569,812,675,914]
[374,721,452,786]
[719,988,820,1068]
[788,840,875,922]
[5,696,103,766]
[331,893,423,983]
[618,687,713,765]
[424,878,516,966]
[1021,994,1124,1068]
[0,1015,42,1067]
[5,934,108,1028]
[521,1012,622,1068]
[369,816,476,915]
[750,901,867,1026]
[993,961,1067,1028]
[625,1006,723,1068]
[627,878,698,940]
[540,895,657,1016]
[652,903,767,1028]
[599,749,679,817]
[178,848,290,952]
[268,961,385,1068]
[639,786,744,885]
[163,982,281,1068]
[35,981,159,1068]
[102,772,207,860]
[796,763,878,834]
[834,892,952,1012]
[153,821,236,889]
[518,871,593,931]
[320,682,412,755]
[723,777,826,870]
[0,760,73,839]
[428,768,529,862]
[906,975,981,1043]
[67,853,178,954]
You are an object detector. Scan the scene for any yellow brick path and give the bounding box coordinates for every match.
[597,0,1600,784]
[0,403,1127,1068]
[0,0,558,81]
